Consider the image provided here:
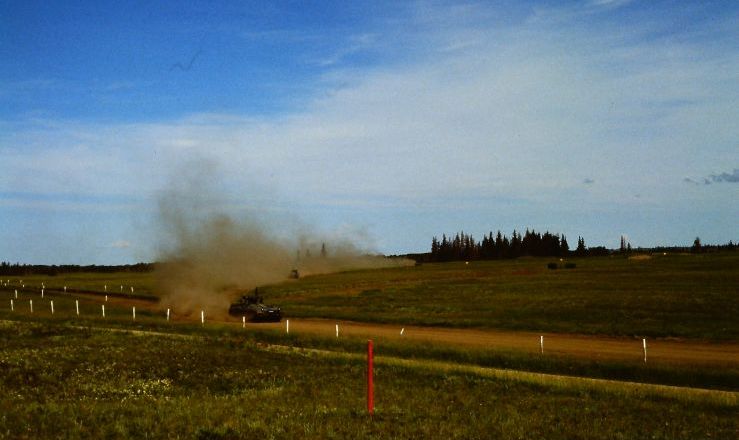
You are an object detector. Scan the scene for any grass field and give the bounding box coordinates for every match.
[3,252,737,340]
[266,253,739,340]
[0,320,736,439]
[1,253,737,437]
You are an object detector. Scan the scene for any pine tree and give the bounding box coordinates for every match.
[576,236,586,256]
[431,236,440,259]
[691,237,702,254]
[560,235,569,256]
[510,230,521,258]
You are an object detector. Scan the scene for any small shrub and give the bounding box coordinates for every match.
[547,263,558,270]
[564,263,576,269]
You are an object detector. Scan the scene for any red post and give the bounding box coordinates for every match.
[367,339,374,415]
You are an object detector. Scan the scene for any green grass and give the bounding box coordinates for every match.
[3,252,737,339]
[1,253,737,393]
[0,320,736,439]
[2,253,736,437]
[241,328,739,392]
[0,272,156,298]
[265,253,739,340]
[3,298,737,393]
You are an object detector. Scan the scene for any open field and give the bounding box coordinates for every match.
[1,290,738,392]
[266,253,739,340]
[3,252,738,340]
[1,253,737,437]
[1,253,738,387]
[0,320,736,439]
[0,271,156,300]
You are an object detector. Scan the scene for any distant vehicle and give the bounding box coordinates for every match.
[289,269,300,279]
[228,289,282,322]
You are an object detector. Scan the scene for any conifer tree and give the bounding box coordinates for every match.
[576,236,586,256]
[560,235,569,256]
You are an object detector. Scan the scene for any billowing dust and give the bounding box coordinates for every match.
[154,168,412,318]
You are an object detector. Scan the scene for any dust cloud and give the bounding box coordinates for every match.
[154,166,412,318]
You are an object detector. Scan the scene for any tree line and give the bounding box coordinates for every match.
[425,230,592,262]
[415,231,736,263]
[0,262,154,276]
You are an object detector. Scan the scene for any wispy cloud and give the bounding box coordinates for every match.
[590,0,635,8]
[0,79,60,98]
[683,177,708,186]
[709,169,739,183]
[1,2,737,257]
[685,169,739,185]
[102,81,139,92]
[314,33,378,67]
[110,240,131,249]
[2,4,736,208]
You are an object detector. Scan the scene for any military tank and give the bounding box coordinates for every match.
[228,288,282,322]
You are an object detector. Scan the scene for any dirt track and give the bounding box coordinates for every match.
[239,318,739,367]
[31,292,739,368]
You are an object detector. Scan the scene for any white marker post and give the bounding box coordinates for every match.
[102,304,105,318]
[41,288,44,298]
[10,299,14,311]
[105,295,108,302]
[540,335,544,354]
[50,300,54,314]
[120,285,123,293]
[166,308,170,322]
[400,327,405,336]
[104,285,107,292]
[286,319,289,334]
[130,286,134,294]
[242,316,246,328]
[132,306,136,321]
[64,286,67,293]
[14,290,17,299]
[336,323,339,338]
[643,338,647,363]
[29,299,33,313]
[200,310,205,326]
[75,300,79,316]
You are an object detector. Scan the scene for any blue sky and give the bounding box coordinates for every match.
[1,0,737,264]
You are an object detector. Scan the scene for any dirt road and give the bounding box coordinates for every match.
[25,291,739,368]
[243,318,739,367]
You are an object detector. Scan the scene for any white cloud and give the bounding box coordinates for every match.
[1,2,737,227]
[315,33,379,67]
[110,240,131,249]
[590,0,634,7]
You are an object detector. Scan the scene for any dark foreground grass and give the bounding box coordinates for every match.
[0,320,736,439]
